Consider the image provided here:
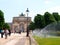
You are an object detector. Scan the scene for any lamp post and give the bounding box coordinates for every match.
[26,8,29,37]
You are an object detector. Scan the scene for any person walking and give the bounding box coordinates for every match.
[8,29,11,36]
[1,29,4,38]
[4,29,9,39]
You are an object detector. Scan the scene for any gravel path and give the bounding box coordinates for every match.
[0,33,30,45]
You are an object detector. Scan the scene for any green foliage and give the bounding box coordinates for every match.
[40,16,46,28]
[29,22,35,30]
[0,10,10,30]
[30,12,60,30]
[44,12,56,26]
[34,14,42,28]
[0,10,5,29]
[3,23,10,30]
[52,12,60,22]
[34,14,45,29]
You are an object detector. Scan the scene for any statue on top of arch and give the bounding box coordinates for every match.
[20,13,25,16]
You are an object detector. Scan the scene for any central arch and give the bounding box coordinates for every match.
[19,23,24,32]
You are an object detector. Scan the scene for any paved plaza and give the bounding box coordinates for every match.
[0,32,30,45]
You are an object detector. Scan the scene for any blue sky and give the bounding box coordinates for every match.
[0,0,60,22]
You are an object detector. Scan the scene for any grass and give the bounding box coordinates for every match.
[33,36,60,45]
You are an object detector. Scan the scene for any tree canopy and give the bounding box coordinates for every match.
[52,12,60,22]
[3,23,10,30]
[0,10,10,30]
[44,12,56,26]
[34,14,45,29]
[29,22,35,30]
[29,12,60,30]
[0,10,5,29]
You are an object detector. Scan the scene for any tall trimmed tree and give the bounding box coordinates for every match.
[52,12,60,22]
[29,22,35,30]
[0,10,5,29]
[44,12,56,26]
[34,14,45,29]
[3,23,10,30]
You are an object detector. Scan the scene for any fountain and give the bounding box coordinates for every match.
[32,22,60,38]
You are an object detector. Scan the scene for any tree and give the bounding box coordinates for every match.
[52,12,60,22]
[44,12,56,26]
[29,22,35,30]
[3,23,10,30]
[34,14,45,29]
[41,16,46,28]
[0,10,5,29]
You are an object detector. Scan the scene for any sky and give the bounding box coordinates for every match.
[0,0,60,22]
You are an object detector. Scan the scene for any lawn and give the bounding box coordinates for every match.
[33,36,60,45]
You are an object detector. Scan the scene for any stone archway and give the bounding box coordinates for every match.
[19,23,24,32]
[12,13,31,33]
[14,26,18,32]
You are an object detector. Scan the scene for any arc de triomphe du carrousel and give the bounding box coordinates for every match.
[9,13,31,33]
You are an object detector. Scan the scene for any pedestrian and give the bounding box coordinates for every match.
[8,29,11,36]
[4,29,9,39]
[1,29,4,38]
[19,30,21,34]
